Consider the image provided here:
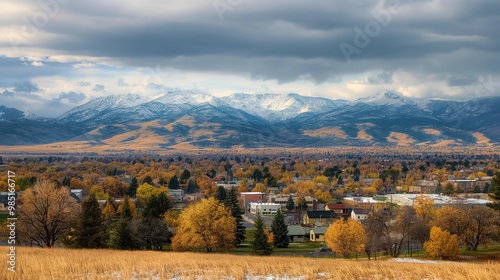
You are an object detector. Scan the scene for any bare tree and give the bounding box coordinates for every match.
[18,180,79,248]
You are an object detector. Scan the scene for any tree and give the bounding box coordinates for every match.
[142,192,170,219]
[214,185,227,201]
[186,180,200,194]
[136,217,171,250]
[143,175,153,185]
[271,209,289,248]
[18,180,79,248]
[102,197,116,220]
[443,182,455,195]
[286,195,296,212]
[433,206,470,249]
[466,207,499,250]
[325,218,367,258]
[70,194,107,248]
[180,169,191,184]
[136,182,168,205]
[424,226,460,260]
[128,176,138,197]
[108,197,139,250]
[487,172,500,212]
[435,182,442,194]
[296,196,308,211]
[168,175,180,190]
[224,187,246,246]
[172,197,236,253]
[252,214,273,256]
[414,195,434,224]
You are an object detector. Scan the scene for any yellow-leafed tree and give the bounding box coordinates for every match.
[172,197,236,253]
[414,195,435,223]
[325,218,367,258]
[424,226,460,260]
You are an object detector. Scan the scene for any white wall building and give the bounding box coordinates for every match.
[250,202,281,215]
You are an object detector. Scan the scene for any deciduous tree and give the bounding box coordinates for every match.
[325,218,367,258]
[18,180,79,248]
[424,226,460,260]
[172,197,235,253]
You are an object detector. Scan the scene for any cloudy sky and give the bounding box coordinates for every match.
[1,0,499,117]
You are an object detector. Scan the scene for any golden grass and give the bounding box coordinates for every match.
[423,128,441,136]
[386,132,415,146]
[472,132,491,145]
[303,127,348,139]
[357,128,374,141]
[4,247,500,280]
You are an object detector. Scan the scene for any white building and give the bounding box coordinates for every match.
[250,202,281,215]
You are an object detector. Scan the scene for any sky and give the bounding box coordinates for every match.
[1,0,499,117]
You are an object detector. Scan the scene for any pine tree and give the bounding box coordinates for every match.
[286,195,295,212]
[128,177,138,197]
[271,209,289,248]
[186,180,199,194]
[252,214,273,256]
[214,185,227,201]
[72,194,107,248]
[487,172,500,212]
[180,169,191,184]
[168,175,180,189]
[109,197,138,250]
[142,192,170,219]
[224,187,246,246]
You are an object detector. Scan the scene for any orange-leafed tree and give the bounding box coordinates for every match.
[325,218,367,258]
[172,197,236,253]
[18,180,79,247]
[424,226,460,260]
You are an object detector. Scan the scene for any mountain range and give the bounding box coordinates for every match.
[1,91,499,150]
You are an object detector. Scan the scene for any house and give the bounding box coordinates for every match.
[69,189,88,203]
[325,202,351,215]
[267,187,280,195]
[241,192,267,212]
[268,195,319,211]
[184,193,203,202]
[169,189,185,203]
[351,208,369,221]
[409,180,439,194]
[250,203,281,215]
[287,225,307,243]
[309,227,329,242]
[303,211,336,225]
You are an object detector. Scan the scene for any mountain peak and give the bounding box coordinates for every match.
[356,91,416,106]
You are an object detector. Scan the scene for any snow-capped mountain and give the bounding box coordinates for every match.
[222,93,346,121]
[2,91,500,147]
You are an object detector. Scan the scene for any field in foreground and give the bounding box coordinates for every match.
[3,247,500,280]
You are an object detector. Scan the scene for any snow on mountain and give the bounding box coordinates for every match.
[152,90,225,107]
[222,93,345,121]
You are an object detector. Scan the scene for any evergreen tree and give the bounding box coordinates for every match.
[271,209,289,248]
[142,192,170,219]
[168,175,180,189]
[224,187,246,246]
[180,169,191,184]
[128,177,138,197]
[186,180,200,194]
[252,214,273,256]
[487,172,500,212]
[435,182,443,194]
[71,194,107,248]
[214,185,227,201]
[473,185,481,193]
[286,195,295,212]
[109,197,138,250]
[143,175,153,185]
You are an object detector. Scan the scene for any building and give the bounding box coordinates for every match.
[409,180,439,194]
[445,180,476,193]
[268,194,319,211]
[303,211,337,225]
[287,225,307,243]
[386,194,491,207]
[249,202,281,215]
[241,192,267,212]
[351,208,369,221]
[169,189,185,203]
[309,227,329,242]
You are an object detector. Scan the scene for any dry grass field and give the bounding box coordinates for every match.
[3,247,500,280]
